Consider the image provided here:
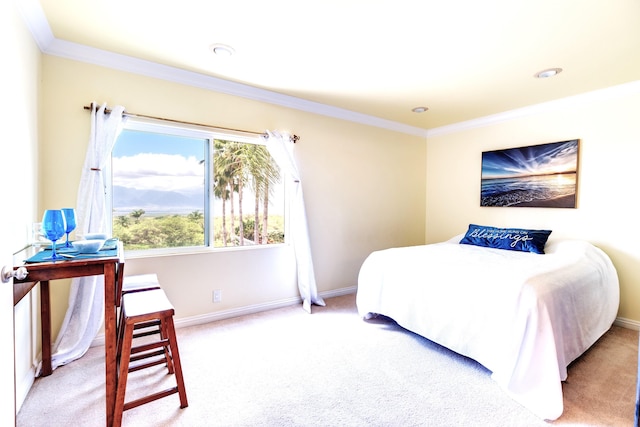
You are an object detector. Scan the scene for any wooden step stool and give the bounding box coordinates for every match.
[118,274,162,340]
[114,288,188,426]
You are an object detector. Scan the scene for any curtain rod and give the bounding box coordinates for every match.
[83,104,299,143]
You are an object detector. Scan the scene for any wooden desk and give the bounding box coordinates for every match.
[13,243,125,427]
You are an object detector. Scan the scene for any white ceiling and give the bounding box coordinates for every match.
[23,0,640,133]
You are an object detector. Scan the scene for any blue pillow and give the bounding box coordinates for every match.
[459,224,552,254]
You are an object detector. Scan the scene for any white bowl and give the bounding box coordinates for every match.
[72,239,105,253]
[84,232,109,240]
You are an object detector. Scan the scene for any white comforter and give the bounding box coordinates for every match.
[356,237,619,420]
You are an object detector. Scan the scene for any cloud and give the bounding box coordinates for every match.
[112,153,204,193]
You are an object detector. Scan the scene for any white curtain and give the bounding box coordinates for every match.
[264,130,325,313]
[42,103,126,374]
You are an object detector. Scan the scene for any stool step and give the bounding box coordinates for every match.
[131,338,170,355]
[122,273,161,294]
[123,289,174,318]
[134,319,161,330]
[129,353,170,373]
[123,387,182,411]
[123,273,159,285]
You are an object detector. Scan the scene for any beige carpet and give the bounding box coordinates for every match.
[17,294,638,426]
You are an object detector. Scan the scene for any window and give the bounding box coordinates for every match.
[110,118,285,252]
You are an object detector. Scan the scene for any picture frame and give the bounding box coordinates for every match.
[480,139,579,208]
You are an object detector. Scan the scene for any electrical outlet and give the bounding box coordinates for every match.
[213,289,222,303]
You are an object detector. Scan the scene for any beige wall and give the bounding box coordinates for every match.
[425,87,640,322]
[41,56,427,331]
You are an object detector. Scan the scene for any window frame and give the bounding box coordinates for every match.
[108,116,288,257]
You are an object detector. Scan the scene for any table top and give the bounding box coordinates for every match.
[13,241,124,282]
[15,238,120,263]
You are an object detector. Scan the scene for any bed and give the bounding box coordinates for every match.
[356,226,619,421]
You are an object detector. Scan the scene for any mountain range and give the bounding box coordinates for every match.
[113,185,203,214]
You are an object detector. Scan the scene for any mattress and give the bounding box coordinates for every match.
[356,236,620,420]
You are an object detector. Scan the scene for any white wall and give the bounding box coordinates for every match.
[4,1,41,412]
[425,83,640,323]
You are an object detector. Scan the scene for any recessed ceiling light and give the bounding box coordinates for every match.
[210,44,235,57]
[534,68,563,78]
[412,106,429,113]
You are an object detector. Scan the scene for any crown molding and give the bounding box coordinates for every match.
[15,0,54,51]
[49,38,428,138]
[18,0,427,138]
[426,80,640,138]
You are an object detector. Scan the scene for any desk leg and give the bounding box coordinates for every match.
[104,263,117,427]
[40,280,52,377]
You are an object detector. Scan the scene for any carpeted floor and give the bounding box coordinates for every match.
[17,294,638,426]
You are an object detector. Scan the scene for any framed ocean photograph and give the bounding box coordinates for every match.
[480,139,579,208]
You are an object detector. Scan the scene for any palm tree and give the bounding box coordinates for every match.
[130,209,145,224]
[261,152,280,243]
[245,144,280,244]
[247,145,267,243]
[213,139,237,246]
[187,210,204,233]
[187,211,203,221]
[213,140,281,246]
[214,181,230,245]
[214,140,248,245]
[231,142,262,245]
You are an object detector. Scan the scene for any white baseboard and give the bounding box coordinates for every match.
[614,316,640,331]
[90,286,358,347]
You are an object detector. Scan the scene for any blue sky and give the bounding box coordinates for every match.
[112,130,205,194]
[114,130,205,158]
[481,140,578,180]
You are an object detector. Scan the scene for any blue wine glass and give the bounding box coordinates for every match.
[42,209,66,260]
[61,208,77,248]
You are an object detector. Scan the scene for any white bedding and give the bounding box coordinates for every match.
[356,236,619,420]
